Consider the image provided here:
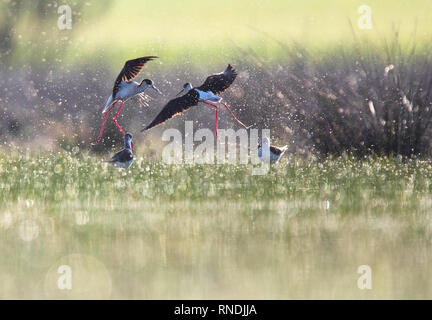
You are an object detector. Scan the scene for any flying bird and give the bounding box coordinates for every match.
[95,56,160,148]
[141,64,249,136]
[105,133,134,168]
[258,137,288,164]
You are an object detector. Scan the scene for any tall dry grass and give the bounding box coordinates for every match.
[2,34,432,158]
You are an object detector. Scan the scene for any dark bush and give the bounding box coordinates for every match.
[239,34,432,157]
[2,33,432,158]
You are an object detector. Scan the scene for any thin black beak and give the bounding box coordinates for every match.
[151,85,162,95]
[176,88,185,97]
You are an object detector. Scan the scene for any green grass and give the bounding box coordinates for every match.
[1,152,432,298]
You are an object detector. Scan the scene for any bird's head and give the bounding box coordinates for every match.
[176,83,193,96]
[141,79,162,94]
[183,83,193,91]
[125,133,133,142]
[124,133,133,148]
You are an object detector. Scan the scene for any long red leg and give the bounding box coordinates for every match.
[203,101,219,136]
[112,101,126,135]
[215,106,218,137]
[95,101,117,144]
[111,101,134,151]
[219,101,250,129]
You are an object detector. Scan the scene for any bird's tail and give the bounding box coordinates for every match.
[281,145,288,152]
[141,124,151,132]
[102,95,114,114]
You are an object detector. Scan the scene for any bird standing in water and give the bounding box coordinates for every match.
[95,56,161,148]
[258,137,288,164]
[106,133,134,168]
[141,64,249,136]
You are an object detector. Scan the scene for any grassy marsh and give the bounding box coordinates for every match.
[1,153,432,299]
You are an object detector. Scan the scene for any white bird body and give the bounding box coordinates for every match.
[142,64,250,134]
[111,158,134,168]
[258,138,288,163]
[102,81,150,114]
[116,81,141,100]
[95,56,159,146]
[194,89,222,103]
[106,134,134,168]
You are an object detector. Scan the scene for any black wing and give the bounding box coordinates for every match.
[258,144,285,155]
[197,64,237,94]
[270,146,284,155]
[109,148,133,163]
[113,56,157,97]
[141,90,200,131]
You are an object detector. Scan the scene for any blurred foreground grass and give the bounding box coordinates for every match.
[1,153,432,298]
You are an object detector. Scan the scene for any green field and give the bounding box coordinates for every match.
[6,0,432,66]
[1,153,432,299]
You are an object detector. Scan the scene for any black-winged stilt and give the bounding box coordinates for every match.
[258,137,288,163]
[95,56,160,148]
[106,133,134,168]
[141,64,249,136]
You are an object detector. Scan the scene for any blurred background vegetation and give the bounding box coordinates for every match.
[2,0,432,65]
[1,0,432,157]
